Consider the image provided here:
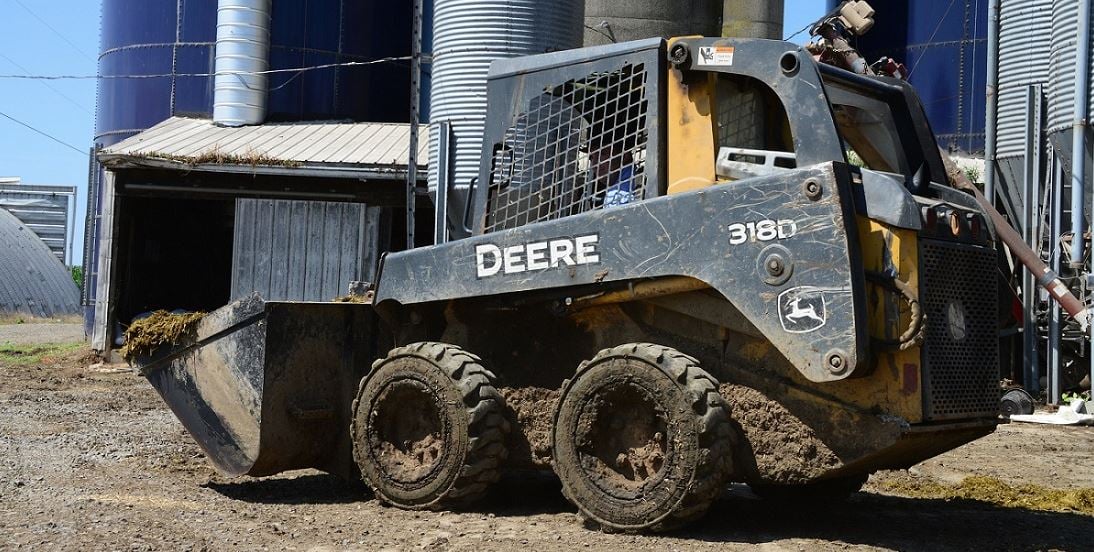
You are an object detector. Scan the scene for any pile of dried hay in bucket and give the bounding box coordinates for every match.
[121,311,205,360]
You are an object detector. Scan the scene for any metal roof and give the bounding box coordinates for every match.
[0,207,80,318]
[99,117,429,180]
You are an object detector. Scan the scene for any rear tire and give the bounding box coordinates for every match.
[351,342,508,510]
[749,473,868,502]
[551,343,734,532]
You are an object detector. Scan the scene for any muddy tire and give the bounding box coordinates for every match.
[749,473,868,502]
[351,342,508,510]
[551,343,734,532]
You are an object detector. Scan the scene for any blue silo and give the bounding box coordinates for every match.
[95,0,420,149]
[827,0,989,154]
[87,0,426,329]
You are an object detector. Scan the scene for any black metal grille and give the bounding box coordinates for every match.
[484,63,650,233]
[920,239,999,420]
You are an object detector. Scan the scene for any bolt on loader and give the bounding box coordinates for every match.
[132,36,1004,532]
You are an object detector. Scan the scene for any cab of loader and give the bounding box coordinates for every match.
[456,36,953,239]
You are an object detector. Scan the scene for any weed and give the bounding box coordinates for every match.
[70,266,84,290]
[146,145,302,168]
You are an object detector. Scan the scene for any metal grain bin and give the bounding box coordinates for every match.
[1047,0,1094,138]
[213,0,272,127]
[428,0,584,222]
[95,0,416,149]
[995,0,1053,159]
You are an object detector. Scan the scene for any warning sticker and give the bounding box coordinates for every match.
[697,46,735,67]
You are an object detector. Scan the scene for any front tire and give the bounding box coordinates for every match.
[551,343,734,532]
[351,342,508,510]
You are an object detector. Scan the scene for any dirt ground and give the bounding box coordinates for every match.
[2,345,1093,551]
[0,323,84,346]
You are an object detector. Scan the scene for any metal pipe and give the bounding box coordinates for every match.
[1022,84,1040,394]
[1071,0,1092,268]
[1073,0,1094,397]
[407,0,424,250]
[213,0,272,127]
[434,122,452,245]
[983,0,1000,204]
[66,191,75,266]
[1049,151,1063,405]
[942,148,1091,331]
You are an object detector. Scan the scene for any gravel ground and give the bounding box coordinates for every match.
[1,345,1092,551]
[0,323,84,346]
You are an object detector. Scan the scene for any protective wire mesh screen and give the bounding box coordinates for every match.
[717,79,764,151]
[485,63,649,232]
[920,240,1000,420]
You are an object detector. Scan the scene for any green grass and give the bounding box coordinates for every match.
[0,313,84,325]
[0,342,85,366]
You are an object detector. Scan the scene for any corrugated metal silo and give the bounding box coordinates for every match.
[213,0,273,127]
[583,0,721,46]
[428,0,584,212]
[0,207,81,318]
[840,0,989,154]
[990,0,1054,237]
[1047,0,1094,140]
[995,0,1053,160]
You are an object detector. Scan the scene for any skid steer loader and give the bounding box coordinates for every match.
[133,36,1003,532]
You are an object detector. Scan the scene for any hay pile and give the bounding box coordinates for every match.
[878,475,1094,515]
[121,311,205,360]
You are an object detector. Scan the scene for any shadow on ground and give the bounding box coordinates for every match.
[203,474,1091,549]
[203,473,366,505]
[683,486,1092,550]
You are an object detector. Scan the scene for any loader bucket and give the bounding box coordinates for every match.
[134,294,381,479]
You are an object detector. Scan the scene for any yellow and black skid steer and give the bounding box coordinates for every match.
[134,35,1007,532]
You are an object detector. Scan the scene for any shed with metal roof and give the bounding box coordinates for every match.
[89,117,426,351]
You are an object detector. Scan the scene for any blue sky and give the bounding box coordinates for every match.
[0,0,825,266]
[0,0,98,266]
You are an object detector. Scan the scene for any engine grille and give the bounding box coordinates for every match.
[920,239,999,420]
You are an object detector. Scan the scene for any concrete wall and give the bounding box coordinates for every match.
[583,0,721,46]
[721,0,783,39]
[583,0,783,46]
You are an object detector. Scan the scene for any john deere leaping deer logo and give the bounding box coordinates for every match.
[778,287,828,333]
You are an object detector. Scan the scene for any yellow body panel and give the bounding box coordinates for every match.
[661,41,924,421]
[666,38,717,194]
[819,217,924,423]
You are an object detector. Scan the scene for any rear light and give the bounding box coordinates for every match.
[967,213,982,240]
